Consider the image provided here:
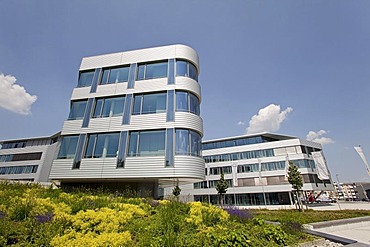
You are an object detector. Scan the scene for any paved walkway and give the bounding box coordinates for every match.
[306,217,370,246]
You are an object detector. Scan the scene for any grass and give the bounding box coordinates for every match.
[251,208,370,224]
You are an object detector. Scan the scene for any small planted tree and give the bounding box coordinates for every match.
[172,185,181,201]
[216,172,228,207]
[287,162,304,211]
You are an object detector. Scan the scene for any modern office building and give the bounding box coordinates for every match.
[49,44,204,197]
[0,132,60,182]
[177,133,334,206]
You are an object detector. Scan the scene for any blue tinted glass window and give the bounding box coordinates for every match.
[93,99,103,118]
[145,62,168,79]
[128,132,138,156]
[189,94,200,115]
[176,92,188,112]
[101,70,109,84]
[84,134,97,158]
[190,130,201,156]
[176,129,189,155]
[89,133,119,158]
[137,64,145,80]
[141,93,166,114]
[138,131,165,156]
[133,95,142,115]
[93,97,125,118]
[189,62,198,81]
[57,136,79,159]
[102,97,125,117]
[68,100,87,120]
[176,60,188,77]
[78,71,94,87]
[108,67,129,83]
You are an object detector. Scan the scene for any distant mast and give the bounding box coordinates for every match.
[354,146,370,176]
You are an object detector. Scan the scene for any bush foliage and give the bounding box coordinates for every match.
[0,182,315,246]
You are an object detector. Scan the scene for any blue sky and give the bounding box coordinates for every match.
[1,1,370,182]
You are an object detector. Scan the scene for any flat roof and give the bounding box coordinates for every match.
[0,131,61,144]
[202,132,297,143]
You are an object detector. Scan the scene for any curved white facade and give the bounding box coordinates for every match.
[50,45,205,195]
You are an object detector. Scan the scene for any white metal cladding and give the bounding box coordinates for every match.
[71,87,91,100]
[174,77,201,100]
[61,113,203,135]
[174,112,203,135]
[70,79,200,102]
[50,156,204,180]
[80,44,199,72]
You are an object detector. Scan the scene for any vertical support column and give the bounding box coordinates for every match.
[82,98,94,128]
[165,128,174,167]
[127,63,137,89]
[168,59,175,84]
[73,134,86,169]
[90,68,101,93]
[122,94,133,125]
[166,90,175,122]
[117,131,128,168]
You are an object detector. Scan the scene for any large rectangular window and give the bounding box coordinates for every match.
[176,59,198,81]
[0,152,42,162]
[84,133,120,158]
[133,92,166,115]
[93,96,125,118]
[128,130,166,157]
[77,71,94,87]
[101,66,130,84]
[68,100,87,120]
[57,136,79,159]
[175,91,200,115]
[137,61,168,80]
[0,165,38,175]
[175,129,202,156]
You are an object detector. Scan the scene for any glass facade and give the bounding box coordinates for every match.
[68,100,87,120]
[176,59,198,81]
[175,129,202,156]
[202,135,278,151]
[137,61,168,80]
[101,66,130,84]
[209,166,232,175]
[77,71,94,87]
[93,97,125,118]
[128,130,166,157]
[133,92,166,115]
[176,91,200,115]
[0,165,38,175]
[204,149,274,163]
[57,136,79,159]
[84,133,120,158]
[0,152,42,162]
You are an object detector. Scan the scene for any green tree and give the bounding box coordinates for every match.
[215,172,228,207]
[287,162,304,211]
[172,185,181,201]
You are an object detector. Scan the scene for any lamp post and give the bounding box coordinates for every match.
[335,174,342,210]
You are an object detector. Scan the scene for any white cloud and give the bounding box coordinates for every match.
[306,130,334,145]
[237,121,245,125]
[246,104,293,134]
[0,73,37,115]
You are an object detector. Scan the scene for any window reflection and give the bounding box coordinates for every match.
[137,61,168,80]
[133,92,166,115]
[68,100,87,120]
[77,71,94,87]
